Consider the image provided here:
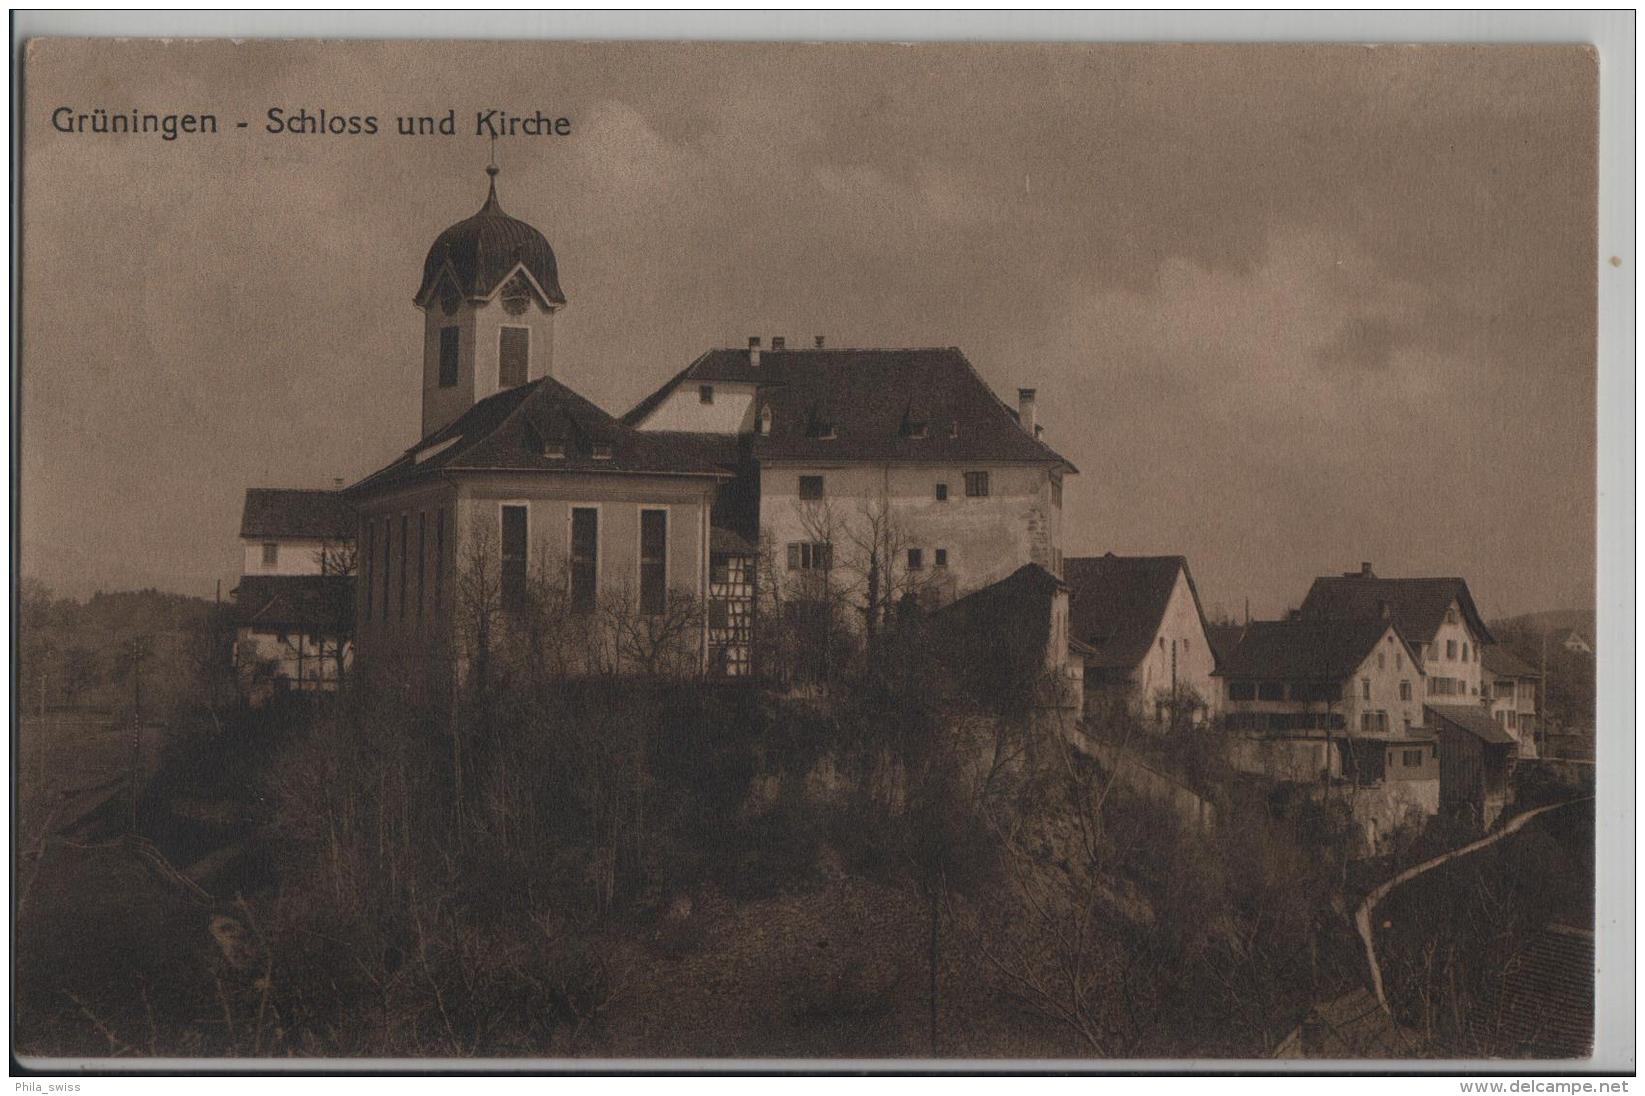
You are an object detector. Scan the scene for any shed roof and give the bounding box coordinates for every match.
[240,489,354,540]
[1426,702,1518,746]
[1299,573,1494,646]
[232,574,354,633]
[623,346,1075,469]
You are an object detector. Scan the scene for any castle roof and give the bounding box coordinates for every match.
[623,346,1075,469]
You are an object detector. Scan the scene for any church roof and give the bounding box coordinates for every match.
[415,170,566,307]
[239,488,354,541]
[347,374,737,495]
[622,346,1075,469]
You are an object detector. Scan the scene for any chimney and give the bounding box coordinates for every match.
[814,335,825,348]
[748,336,761,367]
[1361,561,1374,578]
[1018,388,1038,435]
[771,336,786,351]
[1287,608,1302,622]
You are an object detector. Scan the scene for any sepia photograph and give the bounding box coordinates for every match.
[12,23,1628,1073]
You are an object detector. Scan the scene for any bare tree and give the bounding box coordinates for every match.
[603,585,704,679]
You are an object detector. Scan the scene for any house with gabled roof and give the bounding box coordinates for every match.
[1298,562,1495,703]
[1064,553,1217,726]
[1482,643,1540,758]
[1215,613,1439,850]
[233,486,356,696]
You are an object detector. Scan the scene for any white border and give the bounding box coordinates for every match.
[8,8,1634,1077]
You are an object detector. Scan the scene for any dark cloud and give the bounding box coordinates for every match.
[20,41,1597,617]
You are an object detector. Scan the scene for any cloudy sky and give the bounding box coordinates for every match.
[21,40,1598,619]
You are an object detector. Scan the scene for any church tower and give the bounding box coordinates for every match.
[413,164,566,438]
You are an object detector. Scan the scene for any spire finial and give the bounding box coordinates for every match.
[482,137,501,211]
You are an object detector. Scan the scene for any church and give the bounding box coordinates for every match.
[345,166,1076,679]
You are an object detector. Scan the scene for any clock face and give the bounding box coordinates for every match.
[501,273,532,315]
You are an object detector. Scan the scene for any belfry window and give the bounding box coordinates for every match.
[438,327,460,388]
[499,327,529,388]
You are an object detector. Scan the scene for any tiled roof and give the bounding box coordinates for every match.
[1426,702,1518,746]
[1206,623,1248,666]
[1215,617,1412,682]
[622,347,1075,469]
[348,375,739,496]
[239,489,355,540]
[927,564,1066,702]
[232,574,354,633]
[1065,554,1208,672]
[1486,924,1594,1058]
[415,177,565,306]
[1483,644,1539,679]
[1299,573,1494,646]
[709,526,757,556]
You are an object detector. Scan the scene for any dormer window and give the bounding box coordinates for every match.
[900,404,929,438]
[805,403,837,440]
[592,443,613,461]
[947,422,959,438]
[757,405,772,436]
[544,441,566,460]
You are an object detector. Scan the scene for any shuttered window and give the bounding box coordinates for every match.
[499,326,529,388]
[570,507,597,612]
[501,505,528,612]
[438,327,460,387]
[964,471,990,497]
[640,509,667,616]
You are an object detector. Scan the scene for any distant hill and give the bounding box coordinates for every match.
[1491,609,1595,644]
[1487,609,1595,731]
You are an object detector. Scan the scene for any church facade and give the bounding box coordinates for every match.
[346,169,1074,679]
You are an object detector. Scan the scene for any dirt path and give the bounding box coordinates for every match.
[1356,797,1592,1014]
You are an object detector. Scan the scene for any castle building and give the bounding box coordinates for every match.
[347,169,1073,678]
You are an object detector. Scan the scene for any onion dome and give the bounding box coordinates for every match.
[415,165,566,307]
